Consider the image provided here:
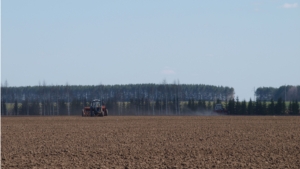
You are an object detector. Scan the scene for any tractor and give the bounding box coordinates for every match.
[82,99,108,117]
[213,103,228,114]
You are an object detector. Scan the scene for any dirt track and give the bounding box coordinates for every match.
[2,116,300,168]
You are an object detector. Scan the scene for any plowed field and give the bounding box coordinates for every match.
[2,116,300,168]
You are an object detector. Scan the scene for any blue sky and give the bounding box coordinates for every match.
[1,0,300,100]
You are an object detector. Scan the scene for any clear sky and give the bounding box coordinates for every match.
[2,0,300,100]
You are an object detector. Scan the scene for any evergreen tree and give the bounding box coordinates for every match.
[235,97,241,115]
[41,101,46,115]
[197,99,201,110]
[140,97,145,114]
[162,98,166,115]
[291,100,299,115]
[59,99,67,115]
[170,97,176,114]
[275,98,284,115]
[268,99,275,115]
[30,100,40,115]
[122,102,126,115]
[224,99,228,113]
[146,98,151,115]
[155,98,160,115]
[187,99,191,111]
[255,100,262,115]
[1,100,7,116]
[282,100,286,115]
[247,99,253,115]
[240,100,247,115]
[227,99,235,115]
[14,100,18,115]
[202,100,207,110]
[43,101,48,115]
[288,101,293,115]
[176,96,180,115]
[294,101,299,115]
[1,100,3,116]
[191,98,196,111]
[4,101,7,115]
[262,101,267,115]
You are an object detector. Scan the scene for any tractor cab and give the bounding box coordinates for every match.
[90,99,103,116]
[213,104,228,114]
[91,100,102,111]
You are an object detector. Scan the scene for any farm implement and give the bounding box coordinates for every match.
[82,99,108,117]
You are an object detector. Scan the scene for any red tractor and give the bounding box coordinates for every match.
[82,99,108,117]
[213,104,228,114]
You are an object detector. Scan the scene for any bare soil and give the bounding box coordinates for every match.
[2,116,300,168]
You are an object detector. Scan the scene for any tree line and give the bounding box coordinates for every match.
[1,97,298,116]
[182,97,299,115]
[256,85,300,101]
[1,82,299,116]
[227,97,299,115]
[1,83,234,103]
[1,82,234,115]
